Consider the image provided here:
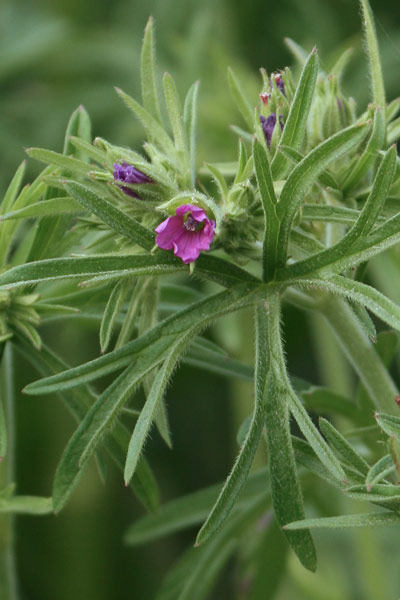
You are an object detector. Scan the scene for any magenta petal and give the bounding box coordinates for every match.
[155,205,216,263]
[173,230,202,263]
[155,215,184,250]
[175,204,198,216]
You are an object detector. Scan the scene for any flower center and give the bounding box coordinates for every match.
[183,214,203,232]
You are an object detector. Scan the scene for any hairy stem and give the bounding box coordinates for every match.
[321,297,398,415]
[261,292,317,571]
[0,343,18,600]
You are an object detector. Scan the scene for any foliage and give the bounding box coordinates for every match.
[1,1,400,598]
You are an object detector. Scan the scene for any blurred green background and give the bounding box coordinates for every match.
[4,0,400,598]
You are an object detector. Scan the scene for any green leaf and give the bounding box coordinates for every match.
[1,160,26,215]
[138,278,172,449]
[296,276,400,334]
[0,171,48,266]
[278,145,339,189]
[343,106,385,193]
[0,254,179,289]
[278,144,396,280]
[124,332,194,485]
[163,72,189,170]
[26,284,263,395]
[205,163,229,202]
[318,418,370,477]
[68,137,106,165]
[276,123,369,268]
[375,413,400,441]
[184,347,253,382]
[292,436,345,488]
[284,512,400,530]
[52,342,170,513]
[64,181,155,250]
[259,296,317,571]
[63,105,92,157]
[115,281,144,349]
[288,391,346,482]
[271,48,319,179]
[124,467,268,545]
[360,0,386,118]
[116,87,175,156]
[100,281,129,353]
[12,319,41,350]
[0,495,52,515]
[330,47,354,81]
[351,303,376,341]
[0,253,256,291]
[301,386,358,419]
[346,482,400,500]
[183,80,200,185]
[26,148,92,177]
[16,338,159,514]
[227,67,254,130]
[253,139,280,281]
[366,455,395,490]
[388,117,400,145]
[141,17,162,123]
[195,307,267,545]
[0,197,82,221]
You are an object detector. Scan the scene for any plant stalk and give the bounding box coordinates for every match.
[0,343,18,600]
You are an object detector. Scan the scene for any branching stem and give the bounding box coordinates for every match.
[0,344,18,600]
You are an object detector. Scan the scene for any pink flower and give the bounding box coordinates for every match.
[155,204,216,264]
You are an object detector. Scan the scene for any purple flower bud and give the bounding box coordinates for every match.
[270,74,285,95]
[113,162,153,198]
[260,114,284,148]
[155,204,216,264]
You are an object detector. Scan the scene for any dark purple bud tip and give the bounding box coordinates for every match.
[260,114,284,148]
[274,74,285,95]
[395,396,400,407]
[113,162,153,198]
[269,74,285,95]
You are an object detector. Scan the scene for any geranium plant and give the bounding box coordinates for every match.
[1,0,400,596]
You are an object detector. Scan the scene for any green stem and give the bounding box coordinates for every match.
[321,297,398,415]
[261,292,317,571]
[0,343,18,600]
